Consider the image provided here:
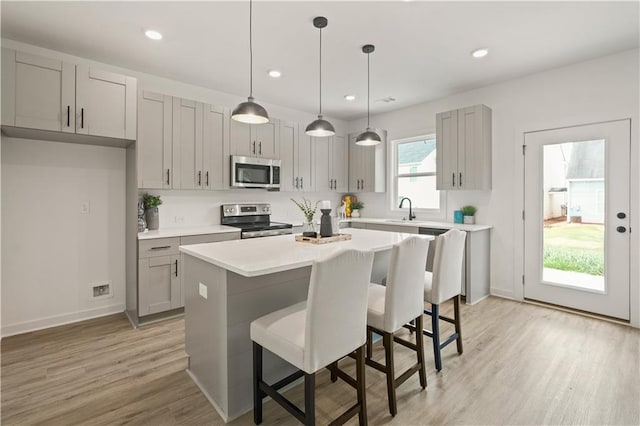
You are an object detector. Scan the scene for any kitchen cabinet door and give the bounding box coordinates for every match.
[331,134,348,192]
[75,65,136,139]
[229,119,252,157]
[348,130,386,192]
[279,121,298,191]
[203,104,228,190]
[172,98,203,190]
[313,136,331,192]
[436,109,458,190]
[138,255,181,316]
[252,120,278,158]
[137,91,172,189]
[297,134,313,191]
[348,133,363,192]
[2,49,75,133]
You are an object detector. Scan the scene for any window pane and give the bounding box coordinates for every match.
[398,175,440,209]
[397,139,436,174]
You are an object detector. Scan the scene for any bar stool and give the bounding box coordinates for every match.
[422,229,466,371]
[363,236,430,417]
[251,249,374,426]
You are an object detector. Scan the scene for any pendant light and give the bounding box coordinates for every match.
[305,17,335,137]
[232,0,269,124]
[355,44,381,146]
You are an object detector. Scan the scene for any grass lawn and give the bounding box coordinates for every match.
[543,223,604,276]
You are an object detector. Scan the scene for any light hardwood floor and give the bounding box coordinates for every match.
[2,297,639,425]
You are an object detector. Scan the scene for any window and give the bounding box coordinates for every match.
[392,135,443,213]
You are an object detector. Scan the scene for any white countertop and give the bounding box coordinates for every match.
[138,225,241,240]
[347,218,492,232]
[179,228,433,277]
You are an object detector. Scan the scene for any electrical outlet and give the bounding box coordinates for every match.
[199,283,208,299]
[91,281,112,299]
[80,201,90,214]
[174,216,185,224]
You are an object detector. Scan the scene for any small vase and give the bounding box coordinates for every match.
[351,209,361,218]
[463,215,475,225]
[302,220,317,237]
[146,207,160,230]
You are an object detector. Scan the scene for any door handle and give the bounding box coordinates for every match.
[617,226,627,233]
[252,141,256,155]
[166,169,170,185]
[67,105,70,127]
[205,171,209,187]
[175,259,179,277]
[151,246,171,250]
[259,142,262,156]
[295,177,299,189]
[617,212,627,219]
[80,108,84,129]
[452,173,455,187]
[459,173,462,187]
[300,177,304,189]
[198,171,202,186]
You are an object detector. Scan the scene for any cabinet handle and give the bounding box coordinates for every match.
[67,105,70,127]
[295,177,299,189]
[452,173,455,187]
[206,171,209,187]
[198,171,202,186]
[150,245,171,250]
[459,173,462,187]
[175,259,179,277]
[166,169,170,185]
[356,180,359,190]
[252,141,256,155]
[300,177,304,189]
[259,142,262,156]
[80,108,84,129]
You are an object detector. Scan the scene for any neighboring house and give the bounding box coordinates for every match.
[397,139,437,206]
[566,140,605,224]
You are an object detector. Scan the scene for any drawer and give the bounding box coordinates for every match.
[138,237,180,258]
[181,232,240,245]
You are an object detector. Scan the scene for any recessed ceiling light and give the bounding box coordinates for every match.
[268,70,282,78]
[344,95,356,101]
[471,48,489,58]
[145,30,163,41]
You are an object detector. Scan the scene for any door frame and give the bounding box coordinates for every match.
[513,116,639,327]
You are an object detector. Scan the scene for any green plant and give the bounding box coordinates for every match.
[291,198,318,222]
[461,205,477,216]
[350,201,364,210]
[143,194,162,209]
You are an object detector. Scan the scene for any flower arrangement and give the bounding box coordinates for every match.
[291,198,318,223]
[350,201,364,210]
[460,205,477,216]
[143,194,162,210]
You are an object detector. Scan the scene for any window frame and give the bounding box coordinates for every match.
[389,134,446,218]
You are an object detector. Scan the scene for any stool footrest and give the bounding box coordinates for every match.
[395,363,421,388]
[329,403,361,426]
[258,380,306,424]
[271,370,304,391]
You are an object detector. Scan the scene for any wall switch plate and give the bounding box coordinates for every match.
[199,283,208,299]
[80,201,90,214]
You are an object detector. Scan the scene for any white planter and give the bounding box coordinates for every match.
[351,209,361,218]
[463,215,475,224]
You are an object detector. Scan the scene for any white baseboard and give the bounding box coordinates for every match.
[490,288,516,300]
[1,303,125,338]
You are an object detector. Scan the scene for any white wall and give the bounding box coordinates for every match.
[1,138,126,336]
[349,49,640,325]
[0,39,348,336]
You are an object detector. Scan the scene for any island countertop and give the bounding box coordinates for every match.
[179,228,432,278]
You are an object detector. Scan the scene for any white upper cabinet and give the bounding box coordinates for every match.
[1,48,136,142]
[348,130,386,193]
[313,133,348,193]
[75,65,136,140]
[172,98,203,190]
[436,104,492,190]
[279,120,298,192]
[229,118,279,158]
[137,91,172,189]
[331,134,348,192]
[203,104,228,190]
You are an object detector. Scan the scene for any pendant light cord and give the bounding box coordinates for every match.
[367,51,370,128]
[249,0,253,99]
[319,26,322,116]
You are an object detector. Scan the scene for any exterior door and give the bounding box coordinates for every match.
[524,120,630,320]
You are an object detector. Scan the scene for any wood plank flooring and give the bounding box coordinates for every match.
[2,297,639,425]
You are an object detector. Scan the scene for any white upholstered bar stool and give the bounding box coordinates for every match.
[251,249,374,426]
[421,229,466,371]
[364,236,430,417]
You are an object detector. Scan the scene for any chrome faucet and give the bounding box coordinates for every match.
[399,197,416,221]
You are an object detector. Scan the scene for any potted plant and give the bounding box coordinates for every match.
[291,198,318,236]
[350,201,364,218]
[461,205,477,224]
[143,194,162,230]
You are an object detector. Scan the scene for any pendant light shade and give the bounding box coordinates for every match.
[232,0,269,124]
[356,44,381,146]
[305,17,335,137]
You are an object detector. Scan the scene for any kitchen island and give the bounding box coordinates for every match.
[179,228,433,422]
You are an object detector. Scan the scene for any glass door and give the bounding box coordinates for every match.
[523,120,630,320]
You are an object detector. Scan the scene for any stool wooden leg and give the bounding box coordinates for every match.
[253,342,264,424]
[383,332,397,417]
[431,303,442,371]
[355,344,368,426]
[454,295,463,354]
[304,373,315,426]
[415,315,427,389]
[366,327,373,360]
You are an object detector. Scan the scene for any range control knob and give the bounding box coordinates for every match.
[263,207,270,212]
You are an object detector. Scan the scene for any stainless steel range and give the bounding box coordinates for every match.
[221,203,293,239]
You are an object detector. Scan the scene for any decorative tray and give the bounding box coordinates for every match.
[295,233,352,244]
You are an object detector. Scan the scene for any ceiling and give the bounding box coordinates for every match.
[2,1,638,120]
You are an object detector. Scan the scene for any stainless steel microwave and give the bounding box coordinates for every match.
[230,156,281,189]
